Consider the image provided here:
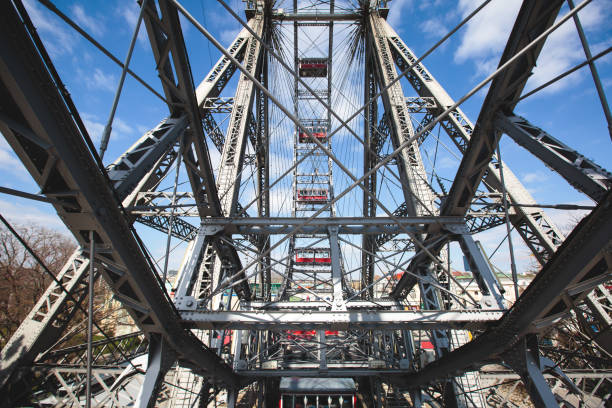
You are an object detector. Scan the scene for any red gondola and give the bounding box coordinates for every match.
[295,249,331,264]
[298,58,328,77]
[287,329,316,340]
[297,188,328,202]
[286,330,339,340]
[298,126,327,143]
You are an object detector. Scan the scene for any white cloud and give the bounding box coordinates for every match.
[526,1,611,95]
[270,185,292,217]
[454,0,521,64]
[23,0,76,57]
[118,1,148,46]
[112,118,135,136]
[437,156,459,169]
[0,198,70,233]
[521,171,548,183]
[0,142,32,186]
[220,29,241,46]
[81,113,132,144]
[454,0,611,95]
[0,148,25,176]
[546,201,592,235]
[0,137,30,181]
[472,225,534,274]
[87,68,117,92]
[418,0,445,11]
[81,113,105,143]
[71,4,104,37]
[207,139,222,172]
[137,125,150,135]
[387,0,414,30]
[420,18,448,38]
[178,13,191,36]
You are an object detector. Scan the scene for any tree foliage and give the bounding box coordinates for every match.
[0,223,76,347]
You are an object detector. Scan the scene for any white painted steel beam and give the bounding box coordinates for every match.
[180,309,503,330]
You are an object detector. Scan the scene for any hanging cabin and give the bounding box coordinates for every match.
[296,188,328,203]
[298,124,328,143]
[295,248,331,264]
[298,57,328,77]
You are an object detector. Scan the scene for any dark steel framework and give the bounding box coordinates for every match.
[0,0,610,407]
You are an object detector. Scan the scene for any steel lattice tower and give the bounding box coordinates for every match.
[0,0,610,407]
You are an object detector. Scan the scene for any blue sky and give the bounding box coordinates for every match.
[1,0,611,279]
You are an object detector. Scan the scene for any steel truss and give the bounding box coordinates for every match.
[0,0,611,407]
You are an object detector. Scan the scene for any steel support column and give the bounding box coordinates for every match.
[496,114,612,202]
[362,24,379,299]
[0,1,238,391]
[209,11,265,307]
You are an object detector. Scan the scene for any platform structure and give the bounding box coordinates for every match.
[0,0,610,407]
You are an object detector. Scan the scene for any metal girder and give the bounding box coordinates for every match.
[129,192,253,219]
[368,13,437,218]
[480,369,612,380]
[137,214,198,241]
[0,252,91,390]
[439,0,563,219]
[383,11,564,263]
[109,7,252,214]
[180,309,502,331]
[391,190,612,389]
[173,229,209,300]
[235,367,451,377]
[255,22,271,300]
[369,8,446,310]
[375,202,409,247]
[144,1,262,302]
[245,299,407,309]
[488,160,565,265]
[135,335,176,407]
[0,80,180,397]
[382,2,566,298]
[112,15,251,206]
[207,12,264,304]
[500,336,560,408]
[271,10,361,21]
[37,332,147,366]
[206,222,427,236]
[200,215,462,228]
[581,284,612,354]
[368,13,478,403]
[0,0,238,389]
[414,110,435,146]
[496,114,612,202]
[374,195,510,251]
[465,193,511,233]
[40,367,137,406]
[369,13,452,323]
[202,111,225,151]
[142,0,221,217]
[197,26,252,151]
[362,40,379,299]
[328,227,345,308]
[195,25,252,104]
[405,96,437,113]
[202,97,234,113]
[453,228,505,309]
[107,116,187,200]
